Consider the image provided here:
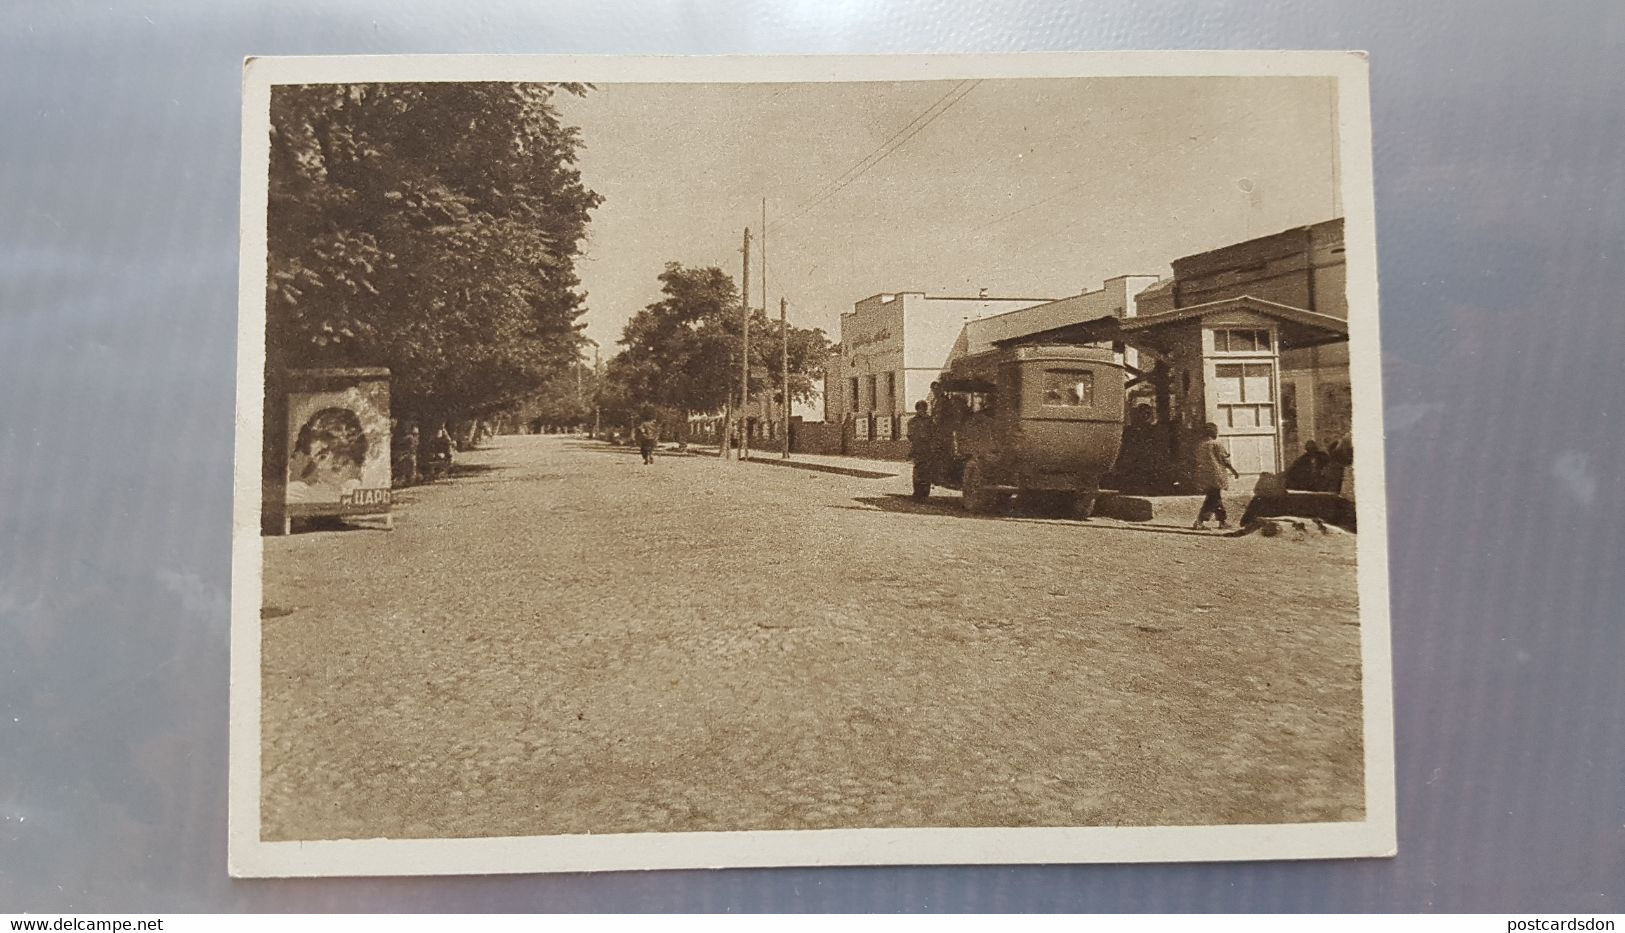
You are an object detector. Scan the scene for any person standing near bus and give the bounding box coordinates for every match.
[907,400,936,500]
[1191,421,1241,530]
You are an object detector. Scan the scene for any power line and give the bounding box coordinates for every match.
[767,80,982,235]
[774,80,980,231]
[768,81,969,232]
[975,178,1092,232]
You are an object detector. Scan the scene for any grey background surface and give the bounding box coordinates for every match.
[1,0,1621,913]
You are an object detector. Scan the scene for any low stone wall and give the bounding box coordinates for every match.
[846,437,910,461]
[789,420,844,456]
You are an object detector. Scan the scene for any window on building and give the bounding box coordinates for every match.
[885,372,897,412]
[849,377,860,413]
[866,375,878,412]
[1213,328,1272,353]
[1041,370,1095,407]
[1212,362,1275,429]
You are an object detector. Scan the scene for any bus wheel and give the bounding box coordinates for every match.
[962,459,995,514]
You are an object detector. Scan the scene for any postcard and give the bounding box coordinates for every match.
[230,51,1394,876]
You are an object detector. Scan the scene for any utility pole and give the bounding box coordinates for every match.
[592,343,601,439]
[780,296,790,459]
[739,226,751,462]
[761,198,768,454]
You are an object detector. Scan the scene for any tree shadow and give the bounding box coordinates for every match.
[847,494,1239,539]
[447,462,505,479]
[561,441,708,459]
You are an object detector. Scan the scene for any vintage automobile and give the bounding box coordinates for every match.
[912,344,1125,517]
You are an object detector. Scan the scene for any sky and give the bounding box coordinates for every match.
[555,75,1341,350]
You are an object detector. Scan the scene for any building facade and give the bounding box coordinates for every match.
[825,291,1057,455]
[950,275,1163,363]
[816,220,1351,476]
[1138,218,1350,458]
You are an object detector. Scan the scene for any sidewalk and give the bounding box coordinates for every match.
[673,443,904,479]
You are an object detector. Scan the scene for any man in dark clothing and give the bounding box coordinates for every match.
[907,400,935,500]
[634,416,659,465]
[1283,440,1327,491]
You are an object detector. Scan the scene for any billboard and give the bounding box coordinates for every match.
[284,369,392,520]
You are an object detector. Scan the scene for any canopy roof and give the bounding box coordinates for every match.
[990,295,1350,354]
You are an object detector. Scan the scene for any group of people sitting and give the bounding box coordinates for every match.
[1281,438,1355,494]
[390,422,456,487]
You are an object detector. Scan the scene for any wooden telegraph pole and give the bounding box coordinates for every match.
[760,198,768,456]
[739,226,751,462]
[592,343,601,439]
[780,296,790,459]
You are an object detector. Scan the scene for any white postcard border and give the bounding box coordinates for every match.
[230,50,1395,877]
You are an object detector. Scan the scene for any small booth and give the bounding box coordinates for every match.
[263,367,393,535]
[994,296,1349,496]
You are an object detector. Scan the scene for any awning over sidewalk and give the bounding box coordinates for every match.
[991,295,1350,354]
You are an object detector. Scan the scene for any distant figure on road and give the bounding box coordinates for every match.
[634,414,659,465]
[907,400,935,500]
[1191,422,1241,530]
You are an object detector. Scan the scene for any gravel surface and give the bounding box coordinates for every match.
[261,434,1364,840]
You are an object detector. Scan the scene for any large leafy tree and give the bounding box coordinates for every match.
[751,307,832,409]
[266,82,602,424]
[613,263,739,418]
[612,262,830,424]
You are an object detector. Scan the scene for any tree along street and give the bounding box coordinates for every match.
[261,435,1363,840]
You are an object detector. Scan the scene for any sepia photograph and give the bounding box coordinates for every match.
[230,52,1394,876]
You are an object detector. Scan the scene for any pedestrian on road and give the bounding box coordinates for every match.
[1191,422,1241,530]
[907,400,935,500]
[634,413,659,465]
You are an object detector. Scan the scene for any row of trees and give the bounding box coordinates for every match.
[265,81,826,444]
[266,82,601,429]
[600,262,831,438]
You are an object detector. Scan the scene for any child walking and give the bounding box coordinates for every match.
[1192,422,1241,530]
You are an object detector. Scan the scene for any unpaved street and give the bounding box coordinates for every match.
[261,434,1363,840]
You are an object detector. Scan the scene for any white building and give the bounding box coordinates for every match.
[949,275,1163,364]
[825,291,1058,441]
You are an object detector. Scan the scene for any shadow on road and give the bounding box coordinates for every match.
[285,515,392,535]
[448,462,505,479]
[562,440,710,460]
[847,493,1238,539]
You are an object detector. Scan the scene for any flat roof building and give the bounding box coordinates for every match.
[826,291,1058,455]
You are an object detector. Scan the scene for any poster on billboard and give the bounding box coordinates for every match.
[283,368,392,524]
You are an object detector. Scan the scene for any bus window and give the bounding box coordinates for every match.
[1041,369,1095,407]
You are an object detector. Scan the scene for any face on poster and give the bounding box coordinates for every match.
[285,379,391,513]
